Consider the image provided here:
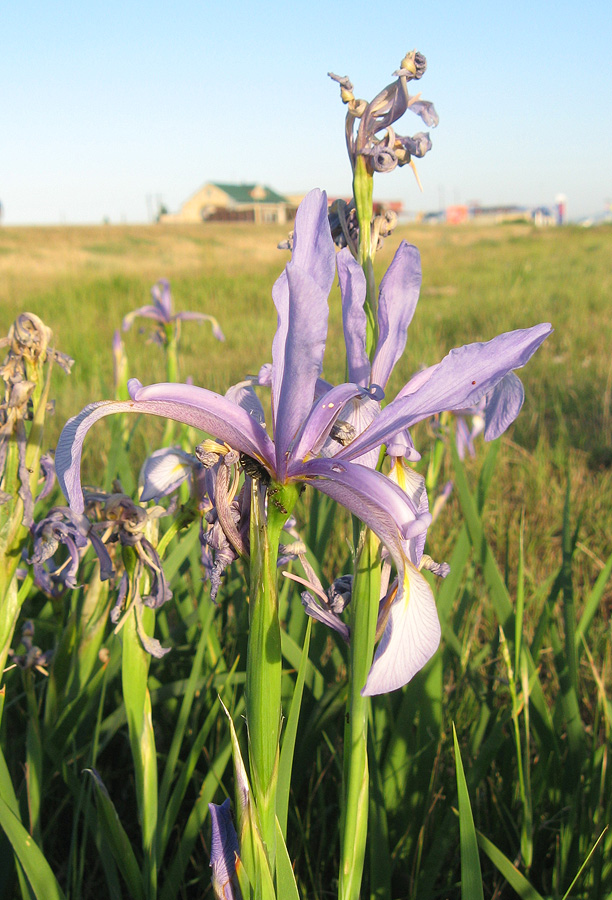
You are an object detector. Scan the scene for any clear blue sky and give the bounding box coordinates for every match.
[3,0,611,224]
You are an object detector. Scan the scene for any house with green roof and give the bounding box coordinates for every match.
[159,182,299,224]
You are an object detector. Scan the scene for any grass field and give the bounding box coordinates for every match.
[1,218,611,898]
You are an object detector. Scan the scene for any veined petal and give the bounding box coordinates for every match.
[129,381,274,464]
[338,323,552,462]
[56,387,275,514]
[371,242,422,388]
[337,248,370,386]
[299,458,430,552]
[362,562,440,695]
[139,447,196,502]
[271,191,336,477]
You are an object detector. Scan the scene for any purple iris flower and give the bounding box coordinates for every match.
[122,279,225,343]
[55,190,551,694]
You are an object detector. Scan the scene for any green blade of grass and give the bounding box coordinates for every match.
[277,615,312,838]
[575,549,612,651]
[0,795,67,900]
[84,769,146,900]
[275,816,300,900]
[453,724,484,900]
[476,829,545,900]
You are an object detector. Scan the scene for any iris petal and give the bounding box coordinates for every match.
[362,562,440,695]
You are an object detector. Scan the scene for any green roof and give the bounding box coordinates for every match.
[211,183,288,204]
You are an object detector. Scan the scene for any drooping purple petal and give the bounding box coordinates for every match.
[362,563,440,695]
[298,455,440,695]
[338,324,553,462]
[271,191,336,476]
[301,590,350,641]
[396,132,433,159]
[371,242,422,389]
[56,385,275,513]
[337,248,370,386]
[134,601,171,658]
[483,371,525,441]
[408,98,439,127]
[299,457,430,550]
[122,305,164,331]
[175,311,225,342]
[16,423,34,527]
[37,452,56,502]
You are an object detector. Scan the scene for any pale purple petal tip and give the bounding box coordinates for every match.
[362,565,440,695]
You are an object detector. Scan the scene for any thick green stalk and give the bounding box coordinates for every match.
[339,528,381,900]
[353,155,378,358]
[121,553,158,900]
[162,324,179,446]
[245,479,299,869]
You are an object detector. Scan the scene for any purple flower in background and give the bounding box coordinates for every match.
[122,279,225,343]
[208,799,242,900]
[56,190,551,693]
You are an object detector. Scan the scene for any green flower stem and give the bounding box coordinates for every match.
[353,155,378,358]
[162,324,179,446]
[121,551,158,900]
[165,324,180,384]
[339,527,381,900]
[246,479,300,870]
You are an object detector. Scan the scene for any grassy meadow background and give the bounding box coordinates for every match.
[1,218,611,898]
